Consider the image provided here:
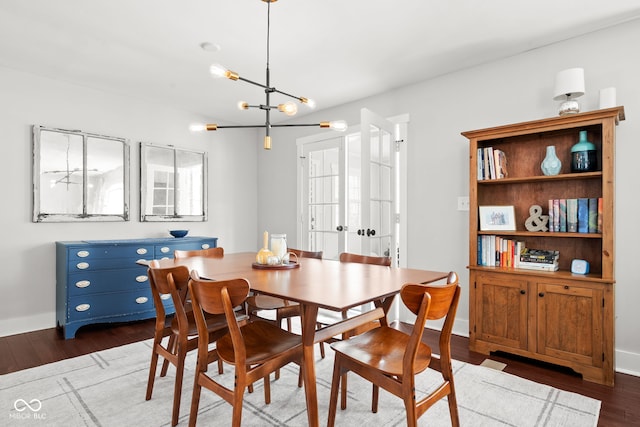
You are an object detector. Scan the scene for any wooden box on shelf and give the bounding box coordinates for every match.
[463,107,624,386]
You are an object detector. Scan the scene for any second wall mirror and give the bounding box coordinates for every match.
[140,142,207,222]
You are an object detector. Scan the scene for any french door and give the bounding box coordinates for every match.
[297,108,399,264]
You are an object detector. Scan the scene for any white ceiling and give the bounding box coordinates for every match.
[1,1,640,125]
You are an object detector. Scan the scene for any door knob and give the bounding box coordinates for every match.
[336,225,343,231]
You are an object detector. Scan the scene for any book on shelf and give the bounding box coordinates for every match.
[548,199,555,232]
[588,198,598,233]
[520,248,559,264]
[597,197,603,233]
[487,147,495,180]
[559,199,567,232]
[578,198,589,233]
[553,199,560,232]
[567,198,578,232]
[493,149,508,179]
[518,260,559,271]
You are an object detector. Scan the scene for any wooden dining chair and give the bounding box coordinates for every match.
[187,272,303,427]
[327,272,461,427]
[145,261,232,427]
[173,246,224,259]
[316,252,392,407]
[246,248,322,332]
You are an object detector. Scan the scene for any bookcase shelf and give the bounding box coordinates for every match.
[463,107,624,386]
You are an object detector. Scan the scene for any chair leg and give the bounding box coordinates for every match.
[188,374,203,427]
[171,349,186,427]
[232,382,245,427]
[404,394,418,427]
[327,357,343,427]
[340,372,348,410]
[263,375,272,404]
[217,358,224,375]
[447,385,460,427]
[146,342,161,400]
[371,384,379,413]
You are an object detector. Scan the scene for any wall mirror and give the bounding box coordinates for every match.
[32,125,130,222]
[140,142,207,222]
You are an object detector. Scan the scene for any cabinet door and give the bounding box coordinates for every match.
[536,281,603,367]
[475,273,528,351]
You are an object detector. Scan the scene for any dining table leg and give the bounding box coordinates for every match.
[300,303,319,427]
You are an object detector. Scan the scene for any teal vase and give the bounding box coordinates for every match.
[571,131,597,172]
[541,145,561,176]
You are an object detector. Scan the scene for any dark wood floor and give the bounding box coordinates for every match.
[1,320,638,426]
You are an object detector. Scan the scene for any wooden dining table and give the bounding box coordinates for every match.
[147,252,448,427]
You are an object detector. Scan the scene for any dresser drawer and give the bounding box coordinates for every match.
[67,257,147,272]
[67,290,166,321]
[154,239,217,258]
[67,268,150,296]
[66,245,154,261]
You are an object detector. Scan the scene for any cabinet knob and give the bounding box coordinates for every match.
[201,244,210,249]
[336,225,343,232]
[520,290,526,295]
[538,292,545,297]
[135,296,149,304]
[136,248,148,255]
[160,246,170,253]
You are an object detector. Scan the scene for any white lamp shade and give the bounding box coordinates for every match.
[553,68,585,100]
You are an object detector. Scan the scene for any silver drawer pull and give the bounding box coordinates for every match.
[135,296,149,304]
[160,246,170,253]
[75,303,90,312]
[201,244,210,249]
[76,262,90,270]
[160,294,171,300]
[76,250,90,258]
[136,275,148,283]
[75,280,91,288]
[136,248,148,255]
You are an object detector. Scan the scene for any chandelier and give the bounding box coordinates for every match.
[190,0,347,150]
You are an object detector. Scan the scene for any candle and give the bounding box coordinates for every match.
[263,231,269,250]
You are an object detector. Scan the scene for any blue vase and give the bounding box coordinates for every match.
[571,130,597,172]
[541,145,562,176]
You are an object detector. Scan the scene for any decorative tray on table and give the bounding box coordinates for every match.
[251,261,300,270]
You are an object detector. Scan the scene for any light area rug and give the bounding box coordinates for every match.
[1,339,600,427]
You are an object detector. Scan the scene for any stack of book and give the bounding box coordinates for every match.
[519,248,559,271]
[477,146,508,180]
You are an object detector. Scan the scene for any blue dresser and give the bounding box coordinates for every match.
[56,236,218,339]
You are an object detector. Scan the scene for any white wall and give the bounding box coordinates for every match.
[0,67,259,336]
[258,19,640,376]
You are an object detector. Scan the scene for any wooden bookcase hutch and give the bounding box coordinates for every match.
[463,107,624,386]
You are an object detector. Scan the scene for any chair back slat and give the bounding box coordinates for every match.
[339,252,391,266]
[174,247,224,259]
[188,273,249,316]
[289,248,323,259]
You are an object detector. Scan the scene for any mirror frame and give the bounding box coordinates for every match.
[32,125,130,223]
[139,142,208,222]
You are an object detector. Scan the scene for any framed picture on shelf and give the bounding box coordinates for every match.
[479,205,516,231]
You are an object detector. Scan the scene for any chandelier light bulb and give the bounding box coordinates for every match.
[238,101,249,110]
[189,123,206,132]
[209,64,228,78]
[329,120,348,132]
[302,98,316,109]
[278,101,298,116]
